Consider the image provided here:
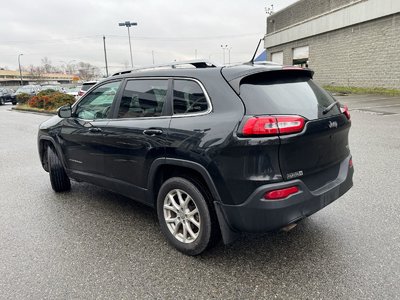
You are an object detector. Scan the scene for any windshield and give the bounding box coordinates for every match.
[67,87,80,92]
[16,87,33,93]
[42,86,59,90]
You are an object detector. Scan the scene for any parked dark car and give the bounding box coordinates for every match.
[0,87,16,105]
[37,61,353,255]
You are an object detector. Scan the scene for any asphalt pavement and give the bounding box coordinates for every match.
[0,95,399,299]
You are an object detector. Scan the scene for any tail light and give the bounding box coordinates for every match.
[78,90,84,96]
[264,186,299,200]
[241,115,305,136]
[341,104,350,120]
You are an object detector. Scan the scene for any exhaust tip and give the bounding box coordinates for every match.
[280,223,297,232]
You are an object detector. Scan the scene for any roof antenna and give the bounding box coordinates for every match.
[247,4,274,65]
[249,38,263,64]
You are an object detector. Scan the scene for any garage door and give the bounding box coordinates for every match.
[271,51,283,65]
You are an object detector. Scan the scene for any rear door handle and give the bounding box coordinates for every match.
[89,127,102,133]
[143,129,163,136]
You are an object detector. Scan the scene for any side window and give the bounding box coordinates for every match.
[173,80,209,114]
[117,79,168,118]
[75,81,121,120]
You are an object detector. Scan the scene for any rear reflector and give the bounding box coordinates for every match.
[349,158,353,168]
[241,115,305,136]
[264,186,299,200]
[341,104,350,120]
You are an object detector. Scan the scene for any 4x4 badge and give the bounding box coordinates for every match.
[287,171,303,179]
[328,121,338,129]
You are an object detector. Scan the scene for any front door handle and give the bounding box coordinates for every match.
[143,129,163,136]
[89,127,102,133]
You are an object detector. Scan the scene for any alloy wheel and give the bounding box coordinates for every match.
[163,189,201,243]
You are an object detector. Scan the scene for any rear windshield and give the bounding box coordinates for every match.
[240,72,340,120]
[81,83,96,91]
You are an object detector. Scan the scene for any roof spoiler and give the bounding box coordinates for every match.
[227,68,314,95]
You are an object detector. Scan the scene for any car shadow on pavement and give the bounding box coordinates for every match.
[51,182,346,271]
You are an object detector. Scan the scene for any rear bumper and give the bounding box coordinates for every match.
[215,155,353,233]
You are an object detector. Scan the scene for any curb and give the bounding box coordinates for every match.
[11,107,56,116]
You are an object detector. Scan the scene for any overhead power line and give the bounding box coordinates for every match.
[0,32,263,45]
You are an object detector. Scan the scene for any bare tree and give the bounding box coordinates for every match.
[65,63,76,75]
[41,57,53,73]
[28,64,44,80]
[77,62,101,81]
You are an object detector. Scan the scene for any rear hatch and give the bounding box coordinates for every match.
[231,69,351,190]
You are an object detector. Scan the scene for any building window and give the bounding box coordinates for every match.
[293,46,309,67]
[271,51,284,65]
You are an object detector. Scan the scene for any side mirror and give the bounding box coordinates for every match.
[57,104,72,118]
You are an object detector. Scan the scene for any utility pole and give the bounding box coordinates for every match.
[152,50,155,64]
[103,35,109,77]
[118,21,138,68]
[18,54,23,86]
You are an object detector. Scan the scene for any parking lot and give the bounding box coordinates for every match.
[0,94,399,299]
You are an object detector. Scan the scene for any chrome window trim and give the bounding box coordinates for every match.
[110,77,170,121]
[170,77,213,118]
[73,79,122,122]
[107,76,213,121]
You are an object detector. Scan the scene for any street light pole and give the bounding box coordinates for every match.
[221,45,228,65]
[119,21,138,68]
[18,54,23,86]
[103,36,109,77]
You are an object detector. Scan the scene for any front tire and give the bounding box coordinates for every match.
[0,98,4,105]
[48,146,71,192]
[157,177,219,255]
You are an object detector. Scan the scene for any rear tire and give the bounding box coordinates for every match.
[157,177,219,255]
[48,146,71,192]
[12,101,17,105]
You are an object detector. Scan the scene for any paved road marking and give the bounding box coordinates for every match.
[350,103,400,110]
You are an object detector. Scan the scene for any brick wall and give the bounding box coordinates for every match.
[267,0,358,33]
[266,14,400,89]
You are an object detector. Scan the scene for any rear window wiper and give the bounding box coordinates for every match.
[323,101,340,115]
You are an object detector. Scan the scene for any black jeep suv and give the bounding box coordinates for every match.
[38,61,353,255]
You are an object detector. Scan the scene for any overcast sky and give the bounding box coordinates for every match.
[0,0,298,74]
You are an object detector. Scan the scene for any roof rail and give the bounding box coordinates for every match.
[111,60,217,76]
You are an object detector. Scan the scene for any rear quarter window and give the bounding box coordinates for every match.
[173,80,209,115]
[240,71,340,120]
